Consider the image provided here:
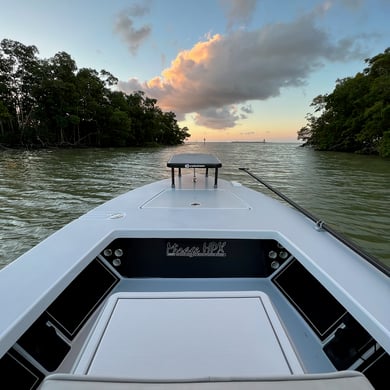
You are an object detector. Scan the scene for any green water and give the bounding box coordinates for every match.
[1,143,389,269]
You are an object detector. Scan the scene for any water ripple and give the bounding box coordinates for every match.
[1,144,389,269]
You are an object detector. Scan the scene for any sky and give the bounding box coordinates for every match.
[1,0,389,142]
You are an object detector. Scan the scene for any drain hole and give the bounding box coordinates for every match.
[190,202,201,206]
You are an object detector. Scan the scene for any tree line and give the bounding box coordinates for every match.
[298,48,390,157]
[0,39,190,148]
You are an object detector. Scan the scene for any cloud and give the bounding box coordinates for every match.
[114,3,151,55]
[125,2,151,17]
[314,0,363,16]
[219,0,258,29]
[241,104,253,114]
[339,0,364,10]
[118,13,368,129]
[194,106,240,129]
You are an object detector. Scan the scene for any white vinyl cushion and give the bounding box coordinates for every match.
[40,371,374,390]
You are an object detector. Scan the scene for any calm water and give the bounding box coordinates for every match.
[1,143,389,269]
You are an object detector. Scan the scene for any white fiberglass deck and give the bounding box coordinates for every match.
[142,188,251,209]
[74,291,303,380]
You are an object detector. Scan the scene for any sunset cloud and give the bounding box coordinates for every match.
[194,106,240,129]
[118,13,367,129]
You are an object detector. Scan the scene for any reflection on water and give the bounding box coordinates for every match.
[1,143,389,269]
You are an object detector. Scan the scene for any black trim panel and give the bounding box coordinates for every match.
[18,315,70,372]
[46,259,119,340]
[101,238,290,278]
[0,349,44,389]
[273,259,347,339]
[358,348,389,390]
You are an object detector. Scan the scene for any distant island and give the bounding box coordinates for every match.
[0,39,190,149]
[298,48,390,157]
[232,139,266,143]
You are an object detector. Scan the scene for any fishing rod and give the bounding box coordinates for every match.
[239,167,390,276]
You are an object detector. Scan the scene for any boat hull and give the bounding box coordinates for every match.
[0,162,388,389]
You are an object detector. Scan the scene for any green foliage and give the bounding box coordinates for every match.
[0,39,190,148]
[378,131,390,158]
[298,48,390,157]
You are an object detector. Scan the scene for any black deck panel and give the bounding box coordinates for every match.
[167,154,222,187]
[167,153,222,168]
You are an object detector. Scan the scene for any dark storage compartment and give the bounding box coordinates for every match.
[273,259,347,339]
[18,315,70,372]
[46,259,119,339]
[0,349,44,389]
[358,349,389,390]
[0,259,119,386]
[13,259,119,374]
[323,314,374,370]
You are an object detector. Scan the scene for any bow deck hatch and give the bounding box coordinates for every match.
[74,292,303,380]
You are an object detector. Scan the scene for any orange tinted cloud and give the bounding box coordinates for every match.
[161,34,220,82]
[140,34,223,113]
[119,14,367,129]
